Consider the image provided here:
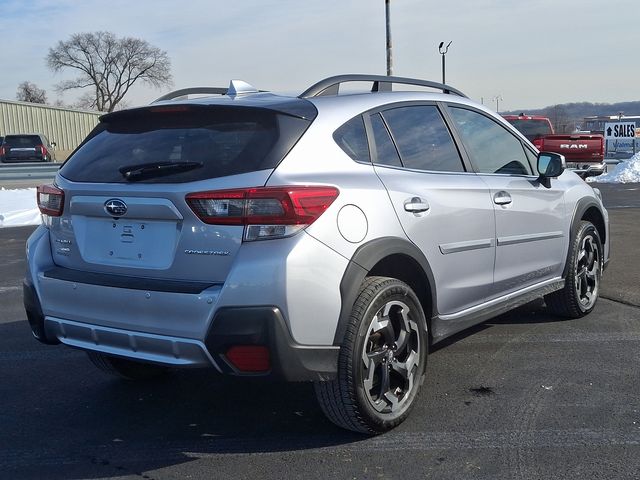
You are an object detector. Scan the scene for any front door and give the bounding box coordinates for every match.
[446,106,567,297]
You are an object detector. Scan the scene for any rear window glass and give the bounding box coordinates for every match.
[506,119,553,140]
[4,135,41,147]
[59,106,313,183]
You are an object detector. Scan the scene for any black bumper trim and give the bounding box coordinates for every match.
[23,278,59,345]
[205,307,339,382]
[44,266,218,294]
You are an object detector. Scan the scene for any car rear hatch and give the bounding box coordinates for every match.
[46,100,316,285]
[3,135,44,161]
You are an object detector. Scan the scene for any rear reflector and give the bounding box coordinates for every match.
[37,184,64,216]
[225,345,270,373]
[186,186,339,241]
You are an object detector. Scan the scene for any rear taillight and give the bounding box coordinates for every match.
[37,184,64,217]
[533,138,544,150]
[186,186,339,241]
[35,145,48,158]
[0,146,5,156]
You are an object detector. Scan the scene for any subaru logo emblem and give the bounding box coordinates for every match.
[105,199,127,217]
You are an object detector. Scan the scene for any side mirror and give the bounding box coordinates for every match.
[50,141,57,148]
[537,152,565,188]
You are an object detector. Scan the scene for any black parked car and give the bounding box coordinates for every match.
[0,134,56,162]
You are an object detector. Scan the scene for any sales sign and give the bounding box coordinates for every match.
[604,122,636,139]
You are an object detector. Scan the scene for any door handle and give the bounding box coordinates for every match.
[404,197,430,213]
[493,191,512,205]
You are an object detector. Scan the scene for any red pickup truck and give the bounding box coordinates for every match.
[503,114,605,178]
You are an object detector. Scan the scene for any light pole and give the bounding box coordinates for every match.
[493,95,503,113]
[385,0,392,76]
[438,41,452,84]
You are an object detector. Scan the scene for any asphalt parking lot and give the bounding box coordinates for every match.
[1,184,639,480]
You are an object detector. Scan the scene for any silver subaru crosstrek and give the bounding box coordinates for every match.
[24,75,610,434]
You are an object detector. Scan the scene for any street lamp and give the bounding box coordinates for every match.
[438,41,452,84]
[492,94,503,113]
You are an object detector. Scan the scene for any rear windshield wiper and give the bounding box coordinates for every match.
[119,161,203,181]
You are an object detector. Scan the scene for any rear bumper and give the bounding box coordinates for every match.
[26,287,338,380]
[24,224,343,381]
[566,162,606,177]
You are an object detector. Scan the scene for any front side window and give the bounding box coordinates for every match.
[449,107,533,176]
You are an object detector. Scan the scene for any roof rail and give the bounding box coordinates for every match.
[299,74,467,99]
[152,80,264,103]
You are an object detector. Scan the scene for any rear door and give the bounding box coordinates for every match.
[446,106,567,297]
[51,104,313,283]
[367,103,496,315]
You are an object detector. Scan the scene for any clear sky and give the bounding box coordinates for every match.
[0,0,637,111]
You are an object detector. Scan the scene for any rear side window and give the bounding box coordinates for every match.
[59,106,313,183]
[333,116,370,163]
[4,135,41,147]
[381,106,464,172]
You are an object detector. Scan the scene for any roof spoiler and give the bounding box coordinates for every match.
[152,80,264,103]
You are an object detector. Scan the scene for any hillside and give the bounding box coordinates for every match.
[503,101,640,133]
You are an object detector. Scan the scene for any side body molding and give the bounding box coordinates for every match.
[334,237,438,345]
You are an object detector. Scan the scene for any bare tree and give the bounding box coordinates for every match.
[46,31,172,112]
[16,81,47,104]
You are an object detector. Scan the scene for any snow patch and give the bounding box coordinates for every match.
[587,152,640,183]
[0,188,41,228]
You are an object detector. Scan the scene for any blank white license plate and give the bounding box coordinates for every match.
[81,218,177,269]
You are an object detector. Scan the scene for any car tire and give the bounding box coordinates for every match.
[314,276,428,434]
[545,220,602,318]
[87,351,170,380]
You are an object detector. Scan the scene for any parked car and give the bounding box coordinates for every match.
[503,114,605,177]
[0,133,56,162]
[25,75,610,434]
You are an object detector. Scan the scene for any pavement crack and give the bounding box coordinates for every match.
[601,295,640,309]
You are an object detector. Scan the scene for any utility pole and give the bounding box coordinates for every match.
[438,41,452,84]
[385,0,393,76]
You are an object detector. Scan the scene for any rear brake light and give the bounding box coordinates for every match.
[0,146,4,156]
[186,186,339,241]
[37,184,64,216]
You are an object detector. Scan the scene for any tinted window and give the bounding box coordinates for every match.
[333,116,370,162]
[4,135,41,147]
[506,119,553,141]
[449,108,533,175]
[59,106,312,183]
[370,114,402,167]
[382,106,464,172]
